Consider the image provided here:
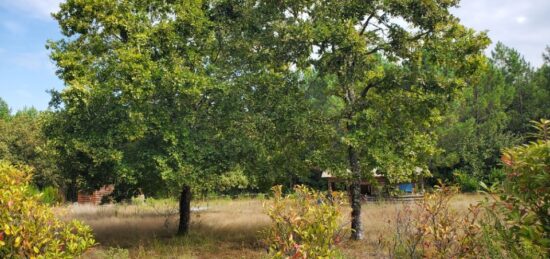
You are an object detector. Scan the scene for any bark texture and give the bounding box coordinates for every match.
[349,145,363,240]
[177,184,192,236]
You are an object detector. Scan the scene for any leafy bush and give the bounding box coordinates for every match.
[27,185,63,205]
[264,185,347,258]
[453,170,479,192]
[0,162,95,258]
[488,167,506,184]
[381,185,484,258]
[383,120,550,258]
[41,186,62,205]
[479,119,550,258]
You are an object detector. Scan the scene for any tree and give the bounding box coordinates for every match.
[48,1,334,230]
[47,0,248,235]
[490,43,543,135]
[228,0,488,240]
[0,104,58,188]
[0,97,9,120]
[432,57,518,189]
[48,0,488,240]
[432,44,550,190]
[531,47,550,123]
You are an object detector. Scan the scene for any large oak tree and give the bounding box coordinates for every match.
[221,0,489,239]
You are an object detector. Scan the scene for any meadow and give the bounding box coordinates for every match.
[61,194,483,259]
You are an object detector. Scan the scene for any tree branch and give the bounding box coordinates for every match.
[359,12,376,36]
[359,79,381,100]
[366,46,384,55]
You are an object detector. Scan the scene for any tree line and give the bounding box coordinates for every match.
[0,0,548,239]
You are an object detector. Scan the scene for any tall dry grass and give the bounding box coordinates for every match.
[61,194,483,258]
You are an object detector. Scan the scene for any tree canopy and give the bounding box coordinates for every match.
[45,0,493,238]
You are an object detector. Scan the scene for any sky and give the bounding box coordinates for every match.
[0,0,549,112]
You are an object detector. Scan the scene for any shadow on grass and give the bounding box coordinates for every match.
[78,209,270,259]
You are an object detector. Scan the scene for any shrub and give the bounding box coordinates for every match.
[381,185,484,258]
[264,185,347,259]
[488,168,506,184]
[0,161,95,258]
[479,119,550,258]
[26,186,62,206]
[453,170,479,192]
[41,186,63,205]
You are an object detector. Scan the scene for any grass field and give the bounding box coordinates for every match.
[61,194,484,258]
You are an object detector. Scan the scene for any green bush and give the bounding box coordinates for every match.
[41,186,62,205]
[453,170,479,192]
[479,119,550,258]
[488,168,506,184]
[264,185,347,259]
[0,162,95,258]
[26,185,62,205]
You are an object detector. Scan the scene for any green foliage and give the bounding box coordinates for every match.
[0,161,95,258]
[0,98,9,120]
[264,185,347,258]
[453,170,479,192]
[40,186,62,205]
[385,120,550,258]
[27,186,63,205]
[479,119,550,258]
[218,166,250,193]
[492,43,548,135]
[432,55,519,187]
[0,105,59,188]
[46,0,490,239]
[432,43,550,189]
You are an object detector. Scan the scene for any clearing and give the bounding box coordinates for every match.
[62,194,482,258]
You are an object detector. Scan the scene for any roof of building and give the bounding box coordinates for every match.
[321,168,384,178]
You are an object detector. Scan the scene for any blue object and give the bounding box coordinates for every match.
[399,183,413,193]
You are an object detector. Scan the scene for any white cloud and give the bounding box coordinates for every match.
[0,0,62,20]
[516,16,527,24]
[452,0,550,67]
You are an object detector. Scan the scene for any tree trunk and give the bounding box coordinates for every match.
[67,176,78,202]
[348,145,363,240]
[177,184,192,236]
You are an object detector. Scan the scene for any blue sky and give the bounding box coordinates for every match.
[0,0,549,112]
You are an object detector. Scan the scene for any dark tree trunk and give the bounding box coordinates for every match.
[67,176,78,202]
[177,184,192,236]
[348,145,363,240]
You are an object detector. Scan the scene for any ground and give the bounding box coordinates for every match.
[60,194,483,258]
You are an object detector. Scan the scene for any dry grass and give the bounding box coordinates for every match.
[343,193,484,258]
[62,194,484,259]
